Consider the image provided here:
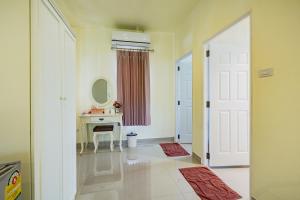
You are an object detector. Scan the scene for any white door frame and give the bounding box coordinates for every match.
[175,52,192,143]
[203,14,252,166]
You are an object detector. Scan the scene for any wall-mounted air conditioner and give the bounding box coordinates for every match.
[111,31,153,51]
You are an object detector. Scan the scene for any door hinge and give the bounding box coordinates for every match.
[206,50,210,57]
[178,134,180,140]
[177,66,180,71]
[206,152,210,160]
[178,100,181,106]
[206,101,210,108]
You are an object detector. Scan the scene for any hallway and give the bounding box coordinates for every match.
[76,145,249,200]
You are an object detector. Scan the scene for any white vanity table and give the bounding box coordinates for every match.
[79,76,124,153]
[79,113,123,154]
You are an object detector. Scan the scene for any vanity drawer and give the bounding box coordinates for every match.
[90,116,115,123]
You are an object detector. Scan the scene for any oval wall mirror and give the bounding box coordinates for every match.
[91,78,111,106]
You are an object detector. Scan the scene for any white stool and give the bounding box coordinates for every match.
[93,125,114,153]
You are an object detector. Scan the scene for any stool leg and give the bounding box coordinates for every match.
[93,133,98,153]
[110,134,114,152]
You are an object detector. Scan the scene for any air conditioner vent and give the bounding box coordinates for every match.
[111,31,152,51]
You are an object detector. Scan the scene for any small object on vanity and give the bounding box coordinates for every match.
[127,132,138,148]
[89,106,105,114]
[104,108,110,115]
[93,125,114,153]
[113,101,122,113]
[110,107,115,115]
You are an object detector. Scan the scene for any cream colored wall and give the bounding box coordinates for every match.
[76,26,176,140]
[175,0,300,199]
[0,0,31,199]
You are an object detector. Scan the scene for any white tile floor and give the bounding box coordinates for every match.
[76,144,249,200]
[212,168,250,200]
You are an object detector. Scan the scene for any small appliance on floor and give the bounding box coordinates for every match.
[0,161,22,200]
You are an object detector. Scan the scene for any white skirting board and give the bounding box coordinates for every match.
[76,137,175,149]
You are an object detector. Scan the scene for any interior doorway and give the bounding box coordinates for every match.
[176,53,193,144]
[204,16,251,167]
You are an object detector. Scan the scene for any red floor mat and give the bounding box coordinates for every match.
[159,143,190,157]
[179,167,241,200]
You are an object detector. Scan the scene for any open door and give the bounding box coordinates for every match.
[176,54,193,144]
[206,16,250,167]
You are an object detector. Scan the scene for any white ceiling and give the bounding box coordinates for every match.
[54,0,199,31]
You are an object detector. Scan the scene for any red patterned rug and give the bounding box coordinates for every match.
[159,143,190,157]
[179,167,241,200]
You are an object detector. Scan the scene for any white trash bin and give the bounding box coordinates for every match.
[127,132,138,148]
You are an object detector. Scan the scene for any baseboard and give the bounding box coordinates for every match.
[209,165,250,169]
[192,152,202,164]
[76,137,175,149]
[137,137,174,145]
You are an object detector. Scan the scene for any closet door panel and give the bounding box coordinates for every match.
[39,1,63,200]
[62,28,77,200]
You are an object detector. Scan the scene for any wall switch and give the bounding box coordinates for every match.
[258,68,273,78]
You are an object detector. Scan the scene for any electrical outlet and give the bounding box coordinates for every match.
[258,68,274,78]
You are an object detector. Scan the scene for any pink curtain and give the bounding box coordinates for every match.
[117,50,151,126]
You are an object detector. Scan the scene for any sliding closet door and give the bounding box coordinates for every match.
[39,1,63,200]
[62,27,77,200]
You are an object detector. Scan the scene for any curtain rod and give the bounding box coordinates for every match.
[111,47,154,52]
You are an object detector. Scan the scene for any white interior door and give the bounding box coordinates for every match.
[208,17,250,167]
[62,28,77,200]
[39,1,63,199]
[176,55,193,143]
